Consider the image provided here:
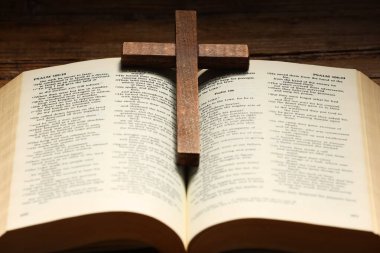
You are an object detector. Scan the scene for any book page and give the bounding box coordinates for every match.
[188,60,374,241]
[0,75,22,237]
[6,58,186,243]
[357,73,380,234]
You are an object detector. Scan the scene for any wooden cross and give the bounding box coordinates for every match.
[122,10,249,167]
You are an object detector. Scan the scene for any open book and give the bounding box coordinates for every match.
[1,58,379,253]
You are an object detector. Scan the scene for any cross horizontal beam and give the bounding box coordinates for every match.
[122,42,249,70]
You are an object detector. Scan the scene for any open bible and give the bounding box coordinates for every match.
[0,58,379,253]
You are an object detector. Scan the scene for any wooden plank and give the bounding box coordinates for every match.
[0,12,379,59]
[175,10,200,167]
[122,42,249,69]
[0,1,379,86]
[1,0,379,17]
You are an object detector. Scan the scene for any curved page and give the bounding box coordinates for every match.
[188,60,373,242]
[6,58,186,245]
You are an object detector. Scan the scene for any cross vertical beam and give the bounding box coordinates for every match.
[175,11,200,166]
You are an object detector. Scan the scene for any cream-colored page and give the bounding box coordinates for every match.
[0,75,22,237]
[357,73,380,234]
[188,60,373,241]
[7,58,186,243]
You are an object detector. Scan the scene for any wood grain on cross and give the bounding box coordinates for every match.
[122,10,249,167]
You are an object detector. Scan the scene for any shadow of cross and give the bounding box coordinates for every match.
[122,10,249,168]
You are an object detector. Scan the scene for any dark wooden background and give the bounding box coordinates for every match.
[0,0,379,88]
[0,0,379,252]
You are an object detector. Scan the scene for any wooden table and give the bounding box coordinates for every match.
[0,0,379,252]
[0,0,379,88]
